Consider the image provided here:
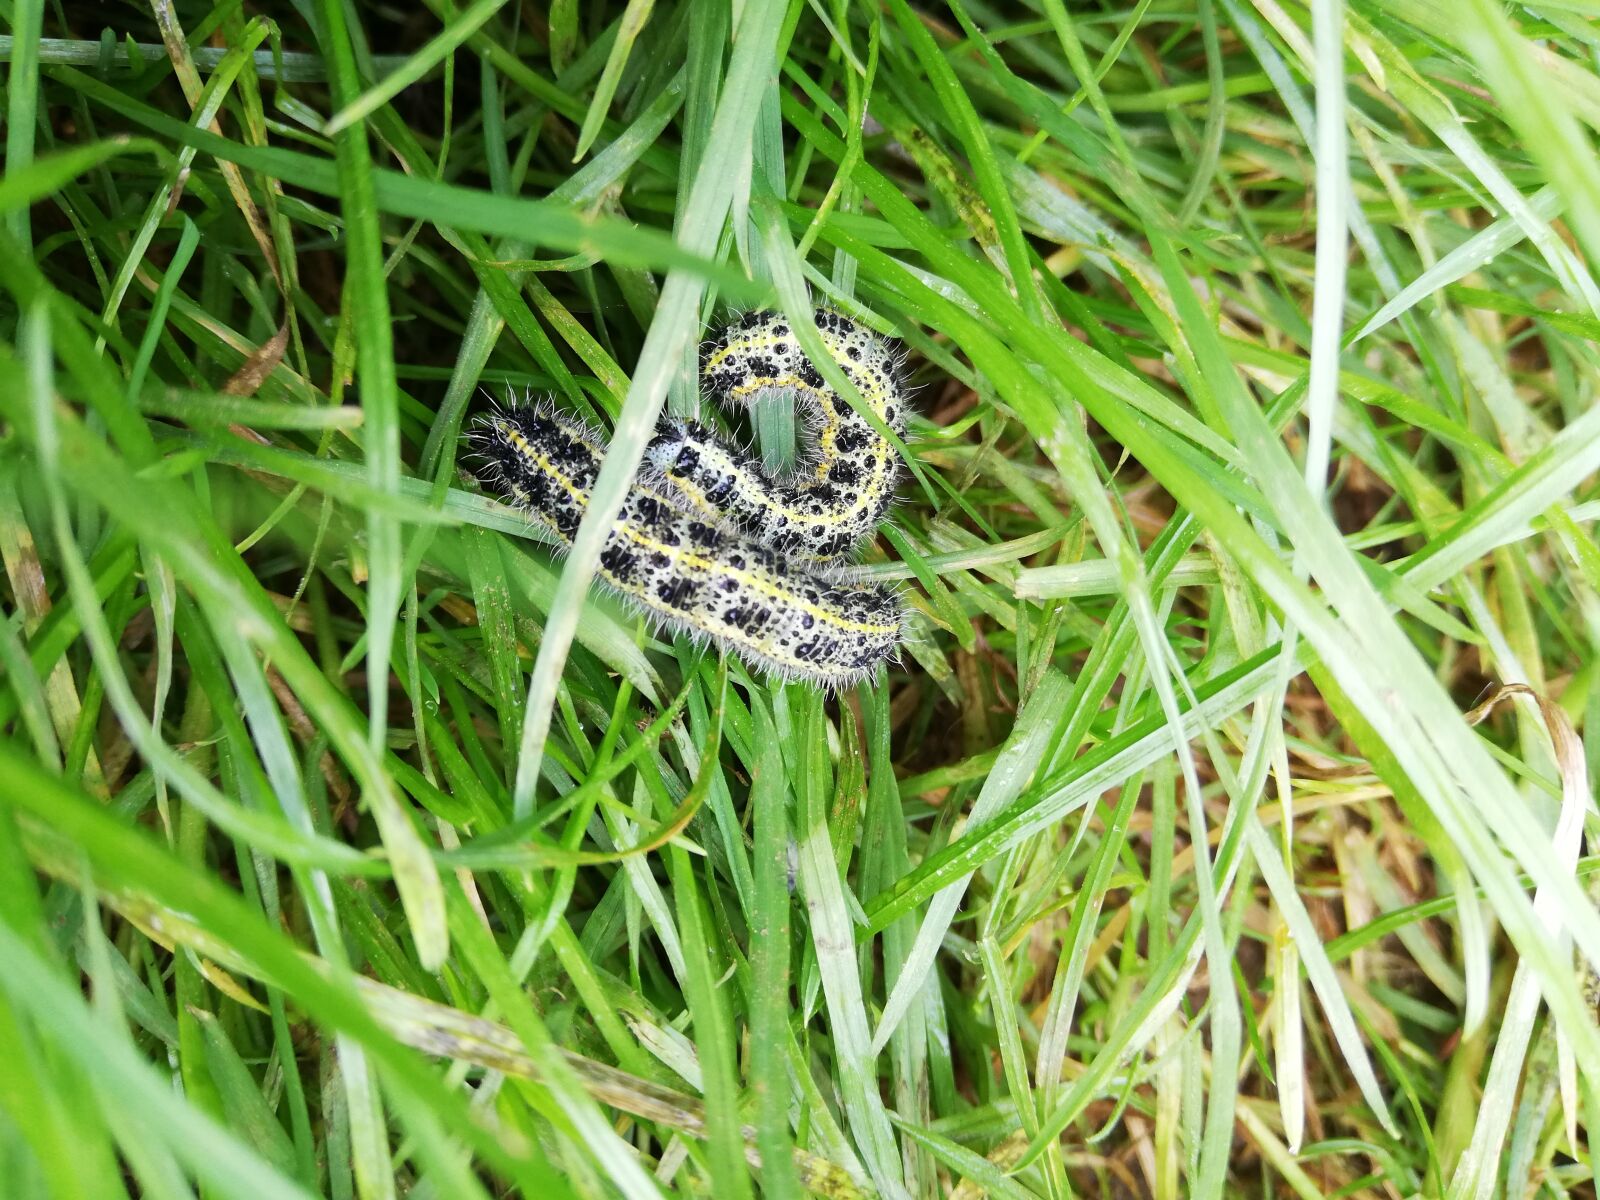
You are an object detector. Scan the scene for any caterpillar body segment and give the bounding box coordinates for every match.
[646,418,869,561]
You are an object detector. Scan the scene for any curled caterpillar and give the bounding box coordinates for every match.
[644,308,907,562]
[470,309,909,687]
[470,401,905,689]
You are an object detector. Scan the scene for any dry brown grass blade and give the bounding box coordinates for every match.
[223,322,291,399]
[358,982,874,1198]
[147,0,283,289]
[1465,679,1594,1152]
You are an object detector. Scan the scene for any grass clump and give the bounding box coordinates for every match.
[3,1,1600,1196]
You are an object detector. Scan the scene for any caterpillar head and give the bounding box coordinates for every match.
[643,419,701,478]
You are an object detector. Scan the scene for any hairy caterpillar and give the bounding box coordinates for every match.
[471,401,905,688]
[469,309,909,687]
[645,308,907,562]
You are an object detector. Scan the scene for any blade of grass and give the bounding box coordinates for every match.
[871,670,1070,1053]
[508,0,788,820]
[322,0,512,136]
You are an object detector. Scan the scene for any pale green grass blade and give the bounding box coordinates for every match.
[322,0,511,136]
[508,0,787,820]
[4,0,42,248]
[1350,187,1565,343]
[1302,0,1347,498]
[298,5,452,975]
[871,670,1070,1054]
[1448,693,1590,1199]
[1244,817,1396,1131]
[572,0,656,161]
[747,696,801,1200]
[792,689,907,1200]
[1151,241,1600,1102]
[886,1111,1041,1200]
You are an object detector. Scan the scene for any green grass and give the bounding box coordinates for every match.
[2,1,1599,1196]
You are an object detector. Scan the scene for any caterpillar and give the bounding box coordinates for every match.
[645,308,907,562]
[469,312,908,688]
